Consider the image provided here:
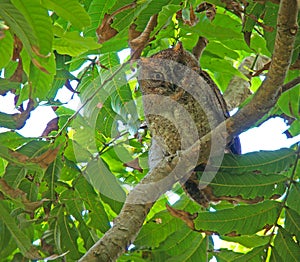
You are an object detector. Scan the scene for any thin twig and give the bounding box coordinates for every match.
[51,60,130,139]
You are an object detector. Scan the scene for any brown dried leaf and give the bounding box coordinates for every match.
[263,224,273,234]
[9,150,29,163]
[166,204,198,231]
[31,58,50,74]
[31,146,60,169]
[214,195,264,204]
[225,231,241,237]
[244,31,252,47]
[42,117,59,137]
[123,158,143,172]
[129,14,158,60]
[0,178,47,212]
[96,2,136,44]
[32,45,51,58]
[196,2,216,21]
[182,5,199,26]
[96,14,118,44]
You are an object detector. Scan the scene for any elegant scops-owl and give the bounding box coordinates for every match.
[138,42,240,207]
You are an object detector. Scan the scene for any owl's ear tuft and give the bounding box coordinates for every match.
[173,41,183,53]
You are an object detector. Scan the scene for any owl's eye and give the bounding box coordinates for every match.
[150,71,164,81]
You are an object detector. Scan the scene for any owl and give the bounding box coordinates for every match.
[138,42,240,207]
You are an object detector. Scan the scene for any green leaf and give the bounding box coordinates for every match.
[11,0,53,55]
[0,30,13,69]
[60,190,96,249]
[54,205,82,259]
[84,158,126,204]
[41,0,91,29]
[0,202,40,259]
[53,27,101,56]
[135,0,181,31]
[135,196,197,248]
[210,173,286,199]
[204,42,240,60]
[0,78,20,95]
[274,227,300,261]
[194,201,281,235]
[215,149,296,174]
[21,50,56,100]
[44,157,63,201]
[285,207,300,241]
[187,14,243,41]
[213,249,245,262]
[243,2,265,33]
[201,57,248,81]
[0,0,37,55]
[263,1,278,54]
[74,176,110,233]
[84,0,117,37]
[287,183,300,213]
[221,235,270,249]
[154,229,207,262]
[0,132,33,150]
[277,85,300,120]
[233,246,267,262]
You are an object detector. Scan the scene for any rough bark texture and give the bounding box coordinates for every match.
[79,1,298,261]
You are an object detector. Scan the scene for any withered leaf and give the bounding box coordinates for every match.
[225,231,241,237]
[96,13,118,44]
[196,2,216,21]
[123,158,143,172]
[129,14,158,60]
[42,117,59,136]
[31,146,60,169]
[166,204,198,231]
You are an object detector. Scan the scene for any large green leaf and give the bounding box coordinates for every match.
[153,229,207,262]
[194,201,281,235]
[12,0,53,55]
[53,26,101,56]
[210,173,286,199]
[74,176,110,233]
[0,0,37,55]
[221,234,270,249]
[84,0,117,37]
[274,227,300,261]
[263,1,278,54]
[60,190,96,250]
[215,149,296,174]
[285,207,300,242]
[84,158,126,204]
[0,30,13,69]
[232,246,267,262]
[287,183,300,213]
[41,0,91,29]
[53,205,82,260]
[134,196,198,248]
[20,49,56,100]
[0,202,40,259]
[0,78,20,95]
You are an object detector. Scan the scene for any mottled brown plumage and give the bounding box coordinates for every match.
[138,42,240,207]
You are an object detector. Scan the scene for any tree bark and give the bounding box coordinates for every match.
[79,1,298,261]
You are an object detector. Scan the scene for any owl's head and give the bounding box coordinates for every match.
[138,42,200,95]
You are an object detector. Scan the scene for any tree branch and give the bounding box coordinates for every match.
[282,76,300,93]
[79,1,298,261]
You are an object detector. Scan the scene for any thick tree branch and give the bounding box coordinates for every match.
[226,0,298,137]
[79,1,298,261]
